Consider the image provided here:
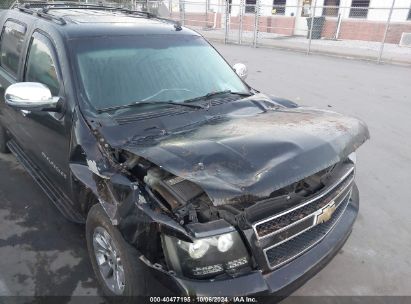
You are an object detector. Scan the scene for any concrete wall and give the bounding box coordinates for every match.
[174,11,295,35]
[321,17,411,43]
[171,11,222,27]
[230,15,296,34]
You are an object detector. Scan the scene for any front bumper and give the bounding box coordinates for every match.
[144,184,359,297]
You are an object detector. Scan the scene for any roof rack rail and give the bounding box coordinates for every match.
[13,1,153,16]
[12,1,96,8]
[16,4,67,25]
[41,4,155,19]
[37,9,67,25]
[13,1,182,30]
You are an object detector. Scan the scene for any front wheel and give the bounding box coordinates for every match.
[86,204,147,299]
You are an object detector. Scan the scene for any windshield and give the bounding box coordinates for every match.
[72,35,250,112]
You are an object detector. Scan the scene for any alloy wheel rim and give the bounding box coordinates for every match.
[92,226,125,295]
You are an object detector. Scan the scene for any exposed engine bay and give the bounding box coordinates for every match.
[87,144,357,279]
[121,149,351,229]
[69,94,369,280]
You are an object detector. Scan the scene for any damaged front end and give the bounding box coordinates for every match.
[68,95,369,295]
[69,112,253,279]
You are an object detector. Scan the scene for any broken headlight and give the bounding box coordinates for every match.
[162,231,251,279]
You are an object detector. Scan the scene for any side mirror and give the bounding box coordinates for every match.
[233,63,248,80]
[4,82,61,112]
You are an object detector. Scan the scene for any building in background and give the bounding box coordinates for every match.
[172,0,411,44]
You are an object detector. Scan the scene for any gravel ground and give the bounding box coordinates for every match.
[0,42,410,300]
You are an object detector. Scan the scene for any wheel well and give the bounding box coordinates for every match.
[78,186,99,217]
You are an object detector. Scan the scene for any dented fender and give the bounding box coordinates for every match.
[69,109,190,246]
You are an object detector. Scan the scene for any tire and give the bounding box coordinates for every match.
[0,124,10,153]
[86,204,147,300]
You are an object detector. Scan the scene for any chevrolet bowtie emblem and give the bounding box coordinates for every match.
[317,201,337,224]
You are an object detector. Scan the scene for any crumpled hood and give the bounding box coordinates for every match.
[97,97,369,206]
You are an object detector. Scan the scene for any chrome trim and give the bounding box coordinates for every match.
[312,181,352,225]
[264,190,352,270]
[5,82,60,111]
[252,166,355,240]
[233,63,248,80]
[264,189,352,251]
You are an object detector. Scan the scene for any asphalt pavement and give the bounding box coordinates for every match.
[0,42,410,299]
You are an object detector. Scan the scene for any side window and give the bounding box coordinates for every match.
[0,21,26,77]
[25,35,60,96]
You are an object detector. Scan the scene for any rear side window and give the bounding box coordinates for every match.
[25,36,60,96]
[0,21,26,77]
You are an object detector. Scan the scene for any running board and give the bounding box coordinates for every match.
[7,139,85,223]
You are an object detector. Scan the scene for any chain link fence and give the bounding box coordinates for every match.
[0,0,16,9]
[160,0,411,64]
[2,0,411,64]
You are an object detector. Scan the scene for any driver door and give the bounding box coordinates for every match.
[18,31,71,192]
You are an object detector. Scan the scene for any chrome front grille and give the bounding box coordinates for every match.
[251,165,355,270]
[253,167,355,240]
[265,194,350,269]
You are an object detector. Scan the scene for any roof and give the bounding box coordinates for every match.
[12,3,199,38]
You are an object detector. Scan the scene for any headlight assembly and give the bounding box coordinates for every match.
[163,230,250,279]
[217,233,234,252]
[178,238,210,259]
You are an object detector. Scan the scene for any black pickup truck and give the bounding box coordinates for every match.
[0,2,369,300]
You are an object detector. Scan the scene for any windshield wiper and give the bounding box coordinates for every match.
[183,90,253,103]
[97,90,253,113]
[98,100,205,113]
